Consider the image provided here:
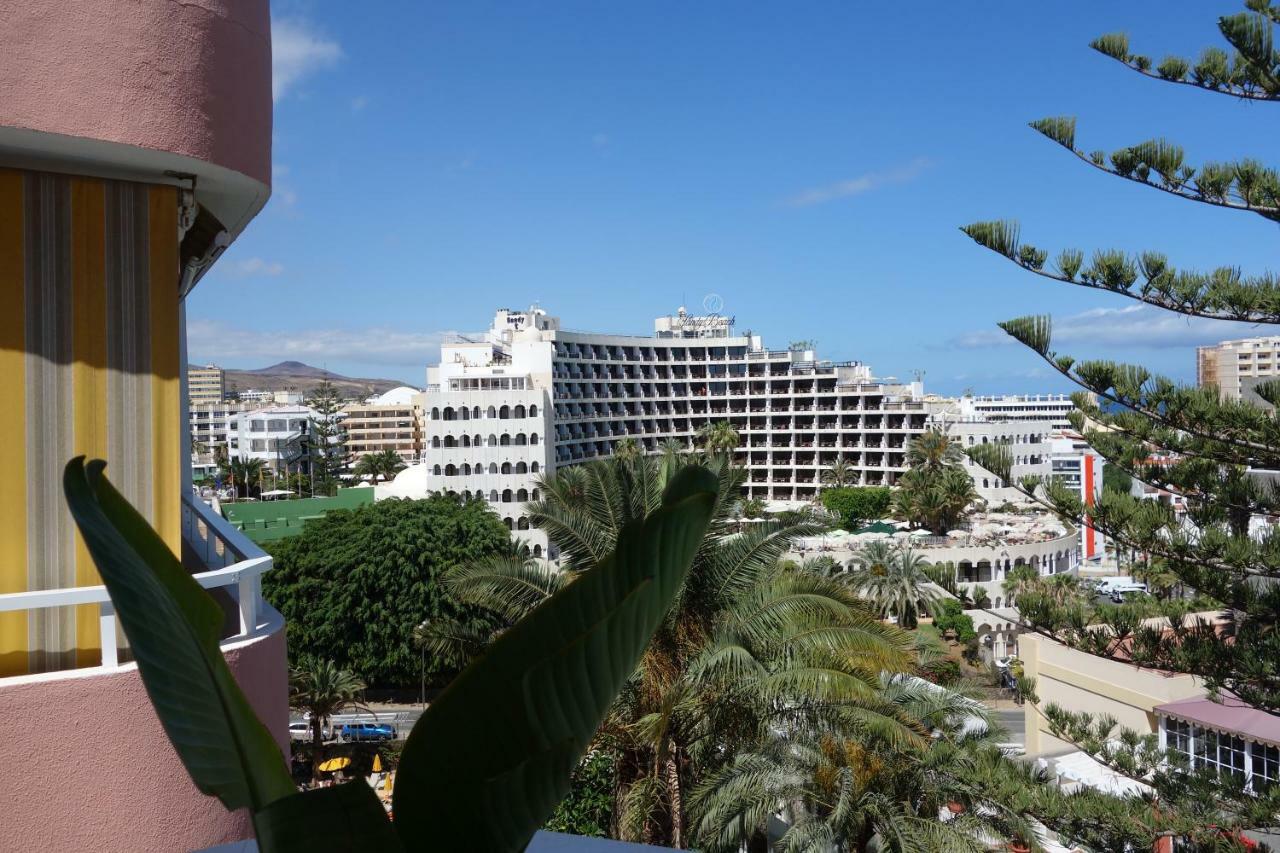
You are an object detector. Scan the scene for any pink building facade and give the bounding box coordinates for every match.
[0,2,285,850]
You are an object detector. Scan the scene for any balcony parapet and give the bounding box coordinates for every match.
[0,492,275,682]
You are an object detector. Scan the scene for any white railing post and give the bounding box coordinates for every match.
[100,601,118,668]
[238,574,258,635]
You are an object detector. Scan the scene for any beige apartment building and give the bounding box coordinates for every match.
[1196,336,1280,402]
[343,397,423,464]
[187,363,226,405]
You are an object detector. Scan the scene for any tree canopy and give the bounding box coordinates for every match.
[263,495,510,686]
[821,486,892,531]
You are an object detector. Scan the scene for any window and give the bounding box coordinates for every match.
[530,433,539,445]
[501,462,512,475]
[529,404,538,417]
[1254,743,1279,791]
[250,439,266,452]
[433,465,442,476]
[268,419,286,432]
[488,463,498,474]
[531,462,540,473]
[1198,730,1247,781]
[250,420,266,432]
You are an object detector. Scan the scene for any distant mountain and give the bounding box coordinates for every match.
[223,361,413,400]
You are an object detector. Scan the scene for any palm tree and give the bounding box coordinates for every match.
[696,421,739,457]
[903,428,965,472]
[353,449,406,484]
[221,456,264,499]
[288,656,370,781]
[420,453,917,846]
[821,456,856,489]
[690,675,1050,852]
[846,543,944,629]
[613,436,641,461]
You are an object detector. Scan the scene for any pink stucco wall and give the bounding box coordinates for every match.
[0,623,288,852]
[0,0,272,185]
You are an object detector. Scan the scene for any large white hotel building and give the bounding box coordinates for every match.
[383,305,935,552]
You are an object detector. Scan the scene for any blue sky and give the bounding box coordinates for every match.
[187,1,1279,395]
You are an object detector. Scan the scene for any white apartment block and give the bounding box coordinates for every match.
[1197,336,1280,403]
[383,305,933,554]
[960,393,1077,431]
[226,405,323,472]
[189,401,249,461]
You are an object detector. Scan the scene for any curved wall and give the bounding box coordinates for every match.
[0,615,288,852]
[0,0,271,185]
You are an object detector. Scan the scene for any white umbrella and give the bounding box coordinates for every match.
[909,529,933,537]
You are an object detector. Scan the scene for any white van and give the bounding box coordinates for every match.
[1095,576,1147,595]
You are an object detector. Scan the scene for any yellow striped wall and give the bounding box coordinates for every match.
[0,168,182,676]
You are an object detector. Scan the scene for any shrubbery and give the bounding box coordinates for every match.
[820,486,891,530]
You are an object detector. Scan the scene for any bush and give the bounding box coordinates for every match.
[263,495,510,687]
[932,598,977,644]
[544,749,617,837]
[821,486,892,530]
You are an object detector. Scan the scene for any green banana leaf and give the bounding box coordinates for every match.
[253,781,404,853]
[391,464,718,851]
[62,458,296,812]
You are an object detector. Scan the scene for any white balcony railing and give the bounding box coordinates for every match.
[0,492,273,676]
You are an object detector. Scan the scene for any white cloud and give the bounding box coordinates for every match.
[187,320,466,370]
[786,157,933,207]
[271,18,342,101]
[948,304,1251,351]
[229,257,285,277]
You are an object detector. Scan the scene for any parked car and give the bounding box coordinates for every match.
[340,721,397,742]
[288,722,311,742]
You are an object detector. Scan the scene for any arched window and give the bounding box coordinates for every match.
[474,490,484,500]
[445,464,457,476]
[516,461,528,474]
[461,435,471,447]
[443,407,456,421]
[517,517,530,530]
[514,404,526,418]
[489,490,499,501]
[432,465,442,476]
[431,407,440,419]
[517,488,529,501]
[488,463,498,474]
[531,462,540,473]
[500,434,511,446]
[444,435,457,448]
[473,406,481,419]
[473,434,482,446]
[514,433,527,446]
[504,517,514,530]
[502,489,513,502]
[432,436,441,448]
[994,596,1003,608]
[461,463,471,476]
[487,406,497,418]
[488,434,498,447]
[533,544,542,557]
[530,433,539,445]
[531,488,540,500]
[982,478,989,488]
[501,462,512,475]
[460,408,469,420]
[529,405,538,417]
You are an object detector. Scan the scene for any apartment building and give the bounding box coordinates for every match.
[226,404,324,471]
[189,400,249,461]
[344,386,424,464]
[961,393,1077,431]
[1197,336,1280,402]
[382,305,933,551]
[0,5,285,848]
[187,363,225,404]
